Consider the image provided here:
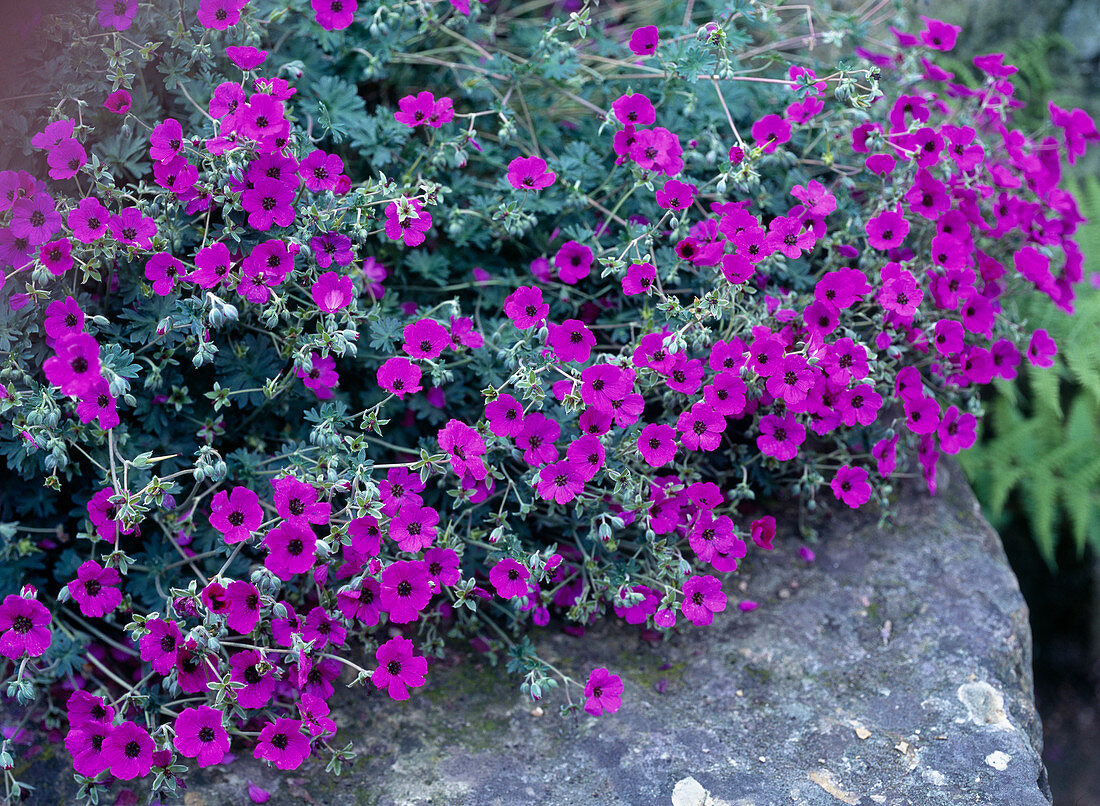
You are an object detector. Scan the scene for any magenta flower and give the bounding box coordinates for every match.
[393,91,437,128]
[402,317,450,360]
[311,271,355,312]
[489,558,531,599]
[197,0,244,29]
[507,156,556,191]
[46,138,87,181]
[187,242,232,288]
[226,45,267,70]
[536,460,585,504]
[655,179,696,211]
[78,379,119,429]
[831,465,872,509]
[43,332,101,397]
[0,594,50,659]
[96,0,138,29]
[144,252,184,296]
[503,286,549,329]
[337,579,382,625]
[547,319,596,363]
[628,25,659,56]
[380,560,432,623]
[424,547,461,589]
[108,207,157,249]
[384,198,432,247]
[485,393,524,437]
[838,383,882,427]
[878,270,923,318]
[68,197,109,243]
[612,93,655,126]
[751,114,792,153]
[272,476,330,527]
[622,261,656,296]
[1049,103,1100,165]
[302,606,346,649]
[554,240,593,285]
[263,522,318,580]
[437,418,488,480]
[516,412,561,465]
[904,396,941,435]
[254,718,311,770]
[225,580,261,634]
[209,486,263,545]
[242,177,295,230]
[229,649,275,708]
[103,721,154,780]
[297,352,339,399]
[637,423,677,467]
[756,414,805,461]
[1027,329,1057,367]
[377,356,423,399]
[299,150,344,192]
[676,402,725,452]
[372,636,428,701]
[389,502,439,552]
[174,706,230,767]
[67,561,122,618]
[919,16,961,51]
[751,516,776,550]
[865,208,910,250]
[310,232,355,271]
[766,215,815,260]
[39,238,73,276]
[680,575,726,626]
[11,194,61,245]
[583,667,623,715]
[149,118,184,164]
[139,618,181,674]
[938,405,977,454]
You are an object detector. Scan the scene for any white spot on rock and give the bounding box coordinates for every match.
[957,682,1013,730]
[672,777,708,806]
[985,751,1011,771]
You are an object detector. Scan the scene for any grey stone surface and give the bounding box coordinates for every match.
[171,462,1049,806]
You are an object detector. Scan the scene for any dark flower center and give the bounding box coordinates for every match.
[160,633,176,652]
[12,615,32,634]
[85,579,102,597]
[397,580,412,597]
[199,726,216,743]
[272,733,289,750]
[287,538,303,555]
[288,498,304,516]
[125,740,142,759]
[228,510,245,527]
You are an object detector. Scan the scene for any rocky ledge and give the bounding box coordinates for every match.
[26,462,1049,805]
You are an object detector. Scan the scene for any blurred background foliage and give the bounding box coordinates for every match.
[921,0,1100,800]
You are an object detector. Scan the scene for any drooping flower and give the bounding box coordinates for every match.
[372,636,428,701]
[583,667,623,716]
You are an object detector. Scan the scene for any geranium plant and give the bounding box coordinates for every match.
[0,0,1095,801]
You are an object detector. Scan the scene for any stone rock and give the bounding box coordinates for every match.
[23,463,1047,805]
[167,462,1048,806]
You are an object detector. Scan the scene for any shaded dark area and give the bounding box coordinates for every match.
[1000,519,1100,804]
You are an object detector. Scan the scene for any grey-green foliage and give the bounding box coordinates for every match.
[960,174,1100,565]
